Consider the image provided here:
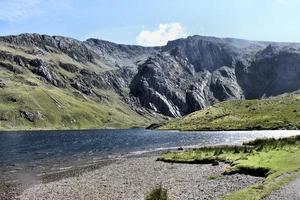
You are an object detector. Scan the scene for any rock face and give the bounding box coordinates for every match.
[130,36,300,117]
[236,44,300,98]
[29,59,64,87]
[1,33,300,118]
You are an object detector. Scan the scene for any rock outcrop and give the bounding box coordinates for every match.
[130,36,300,117]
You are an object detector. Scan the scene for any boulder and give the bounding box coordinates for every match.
[20,109,35,122]
[212,160,219,166]
[20,110,44,122]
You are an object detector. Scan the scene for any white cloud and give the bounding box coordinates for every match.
[136,22,186,46]
[0,0,41,21]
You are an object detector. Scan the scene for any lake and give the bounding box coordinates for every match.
[0,129,299,182]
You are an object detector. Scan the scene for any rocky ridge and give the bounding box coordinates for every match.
[1,33,300,123]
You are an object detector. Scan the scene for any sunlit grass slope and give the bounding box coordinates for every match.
[0,42,158,130]
[0,78,153,130]
[160,95,300,131]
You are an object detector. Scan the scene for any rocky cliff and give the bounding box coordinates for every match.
[1,33,300,129]
[130,36,300,117]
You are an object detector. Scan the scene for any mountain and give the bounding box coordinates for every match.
[1,33,300,130]
[130,36,300,117]
[0,33,162,130]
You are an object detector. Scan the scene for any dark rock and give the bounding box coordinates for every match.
[20,109,35,122]
[0,62,22,73]
[70,78,92,95]
[59,62,79,73]
[146,123,161,130]
[0,81,6,88]
[8,97,17,102]
[0,116,8,121]
[177,147,184,151]
[212,160,219,166]
[0,50,31,67]
[20,110,44,122]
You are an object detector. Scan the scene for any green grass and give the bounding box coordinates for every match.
[145,185,171,200]
[158,136,300,200]
[0,78,155,130]
[0,42,161,130]
[208,175,220,180]
[159,95,300,131]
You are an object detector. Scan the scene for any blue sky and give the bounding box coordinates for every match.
[0,0,300,46]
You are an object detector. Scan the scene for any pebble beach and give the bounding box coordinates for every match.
[18,154,264,200]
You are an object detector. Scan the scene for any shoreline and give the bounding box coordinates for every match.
[0,127,147,133]
[12,152,264,200]
[2,133,299,199]
[0,151,165,200]
[0,126,300,133]
[3,144,299,200]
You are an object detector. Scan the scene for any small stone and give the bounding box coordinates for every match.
[0,82,6,88]
[177,147,184,151]
[212,160,219,166]
[8,97,17,102]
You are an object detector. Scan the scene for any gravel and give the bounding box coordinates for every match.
[264,179,300,200]
[19,155,263,200]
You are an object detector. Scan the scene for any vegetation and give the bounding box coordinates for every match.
[145,185,171,200]
[207,175,220,180]
[0,84,155,130]
[160,95,300,131]
[0,71,156,130]
[158,135,300,200]
[0,43,162,130]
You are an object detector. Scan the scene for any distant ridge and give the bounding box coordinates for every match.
[1,33,300,129]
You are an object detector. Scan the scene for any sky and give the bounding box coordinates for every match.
[0,0,300,46]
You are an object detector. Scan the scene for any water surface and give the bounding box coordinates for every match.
[0,129,299,182]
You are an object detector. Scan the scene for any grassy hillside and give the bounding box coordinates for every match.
[160,94,300,131]
[0,82,155,131]
[0,43,159,131]
[159,135,300,200]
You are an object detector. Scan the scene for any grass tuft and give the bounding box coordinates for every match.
[145,185,171,200]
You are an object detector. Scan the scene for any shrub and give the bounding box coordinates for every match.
[145,185,171,200]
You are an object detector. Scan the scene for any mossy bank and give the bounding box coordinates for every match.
[159,135,300,200]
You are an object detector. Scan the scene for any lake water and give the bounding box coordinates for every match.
[0,129,299,182]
